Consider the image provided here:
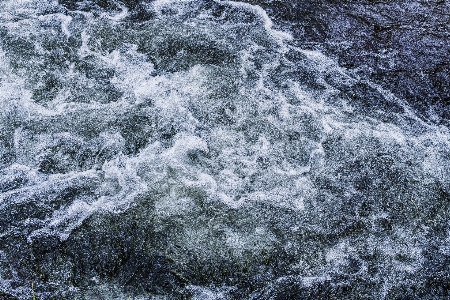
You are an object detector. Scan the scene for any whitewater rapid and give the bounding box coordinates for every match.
[0,0,449,299]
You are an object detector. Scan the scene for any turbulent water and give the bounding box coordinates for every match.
[0,0,449,299]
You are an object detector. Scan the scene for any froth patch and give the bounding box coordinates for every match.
[216,0,292,42]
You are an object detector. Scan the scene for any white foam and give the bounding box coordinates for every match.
[182,172,218,195]
[215,0,292,42]
[187,285,231,300]
[28,154,149,240]
[2,0,450,296]
[301,276,331,287]
[0,168,95,194]
[151,0,193,17]
[163,134,208,162]
[59,13,72,37]
[104,3,129,21]
[78,29,92,58]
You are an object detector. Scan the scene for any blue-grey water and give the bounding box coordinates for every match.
[0,0,449,299]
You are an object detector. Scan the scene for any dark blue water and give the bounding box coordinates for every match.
[0,0,449,299]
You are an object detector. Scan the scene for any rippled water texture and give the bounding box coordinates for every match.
[0,0,449,299]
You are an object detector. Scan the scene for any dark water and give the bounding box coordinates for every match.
[0,0,449,299]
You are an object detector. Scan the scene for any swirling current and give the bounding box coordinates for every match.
[0,0,449,299]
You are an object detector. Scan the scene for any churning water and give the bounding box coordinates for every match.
[0,0,449,299]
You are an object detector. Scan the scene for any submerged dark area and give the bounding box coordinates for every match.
[249,0,450,125]
[0,0,449,299]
